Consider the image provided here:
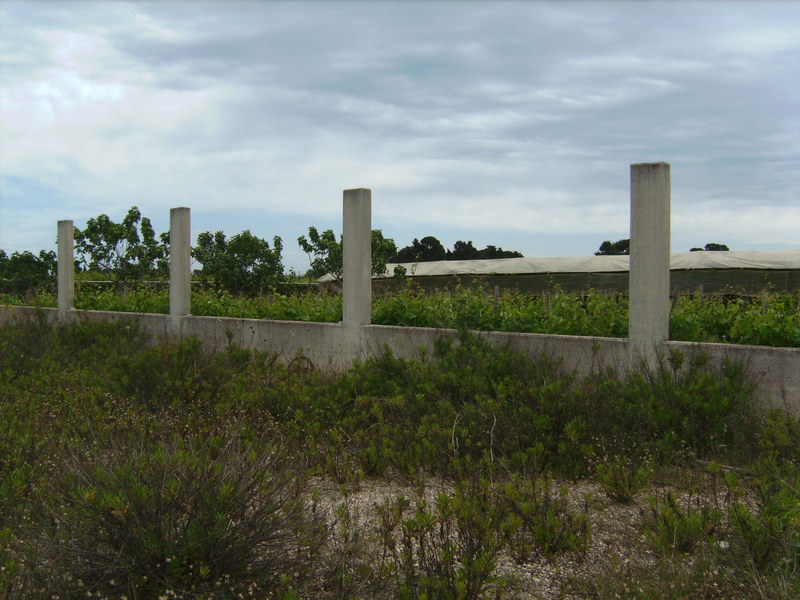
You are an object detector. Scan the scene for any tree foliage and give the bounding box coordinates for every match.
[690,243,730,252]
[595,239,630,256]
[393,236,448,262]
[73,206,168,281]
[598,240,731,255]
[298,227,343,280]
[450,239,481,260]
[371,230,398,277]
[474,244,522,260]
[0,249,56,289]
[393,236,523,262]
[297,227,397,281]
[193,230,284,294]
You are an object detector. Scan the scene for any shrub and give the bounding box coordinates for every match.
[727,461,799,586]
[595,454,653,503]
[500,473,591,560]
[644,491,723,554]
[0,310,54,380]
[20,433,323,599]
[322,499,383,600]
[623,349,758,462]
[377,478,506,600]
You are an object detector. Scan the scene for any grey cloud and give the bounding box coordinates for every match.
[2,1,798,260]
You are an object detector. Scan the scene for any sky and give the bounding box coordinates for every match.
[1,0,798,273]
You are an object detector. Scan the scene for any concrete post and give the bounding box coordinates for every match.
[342,188,372,329]
[57,220,74,320]
[629,162,671,367]
[169,207,191,333]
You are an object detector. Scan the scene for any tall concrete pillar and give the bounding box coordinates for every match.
[57,220,74,320]
[342,188,372,329]
[169,207,191,332]
[629,162,671,367]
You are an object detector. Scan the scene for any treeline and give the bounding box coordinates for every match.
[392,236,522,262]
[595,239,730,255]
[5,207,734,297]
[1,207,525,295]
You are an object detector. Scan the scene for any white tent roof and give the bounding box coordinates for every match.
[375,250,800,279]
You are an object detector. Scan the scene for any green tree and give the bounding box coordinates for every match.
[298,227,397,281]
[595,239,630,256]
[393,236,448,263]
[193,230,284,294]
[449,240,481,260]
[690,243,730,252]
[371,230,398,278]
[478,244,523,259]
[73,206,168,281]
[394,237,523,262]
[0,249,56,291]
[298,227,343,280]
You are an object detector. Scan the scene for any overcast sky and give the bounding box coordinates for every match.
[1,0,798,272]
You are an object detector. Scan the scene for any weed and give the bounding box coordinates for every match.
[595,454,653,503]
[323,499,382,600]
[726,461,799,591]
[378,483,505,600]
[500,473,591,560]
[644,491,723,554]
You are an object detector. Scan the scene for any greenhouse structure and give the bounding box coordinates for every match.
[367,250,800,294]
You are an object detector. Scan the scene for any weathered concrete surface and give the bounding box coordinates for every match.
[629,162,671,367]
[0,306,172,341]
[57,220,74,319]
[666,340,800,414]
[364,324,632,376]
[343,188,372,329]
[169,207,191,332]
[2,305,797,416]
[181,315,357,369]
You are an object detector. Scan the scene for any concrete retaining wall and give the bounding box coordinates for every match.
[1,304,797,415]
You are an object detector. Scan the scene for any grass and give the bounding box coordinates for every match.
[0,315,798,598]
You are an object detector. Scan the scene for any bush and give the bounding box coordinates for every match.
[500,474,591,560]
[20,433,323,599]
[644,491,723,554]
[727,460,799,587]
[594,454,653,503]
[377,474,507,600]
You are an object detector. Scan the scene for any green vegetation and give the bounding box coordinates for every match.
[595,239,730,255]
[392,236,523,262]
[298,226,398,280]
[0,249,56,293]
[4,206,527,295]
[1,317,798,598]
[3,284,798,347]
[691,242,731,252]
[193,230,285,294]
[595,238,630,255]
[73,206,169,282]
